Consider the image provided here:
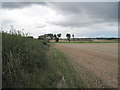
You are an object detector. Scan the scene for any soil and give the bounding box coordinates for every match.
[55,43,118,88]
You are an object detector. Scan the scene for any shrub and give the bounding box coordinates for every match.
[2,31,49,88]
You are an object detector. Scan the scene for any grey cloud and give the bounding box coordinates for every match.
[48,2,118,27]
[2,2,47,9]
[1,2,118,32]
[51,14,117,28]
[36,24,47,28]
[50,2,118,18]
[2,19,14,25]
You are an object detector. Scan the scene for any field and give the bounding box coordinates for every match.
[2,31,118,88]
[2,32,87,88]
[56,39,119,43]
[55,43,118,88]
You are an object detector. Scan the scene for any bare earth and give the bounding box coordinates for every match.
[55,43,118,88]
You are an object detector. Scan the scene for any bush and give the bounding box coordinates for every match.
[2,31,49,88]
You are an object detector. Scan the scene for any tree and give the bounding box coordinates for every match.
[57,33,61,38]
[38,35,46,40]
[56,37,59,42]
[57,33,62,41]
[50,34,54,40]
[66,33,71,42]
[72,34,74,41]
[53,34,57,40]
[47,34,53,40]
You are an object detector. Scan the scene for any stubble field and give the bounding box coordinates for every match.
[55,43,118,88]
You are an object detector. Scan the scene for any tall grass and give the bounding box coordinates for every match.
[2,31,51,88]
[2,30,87,88]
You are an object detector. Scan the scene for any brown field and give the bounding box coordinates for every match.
[50,39,119,43]
[55,43,118,88]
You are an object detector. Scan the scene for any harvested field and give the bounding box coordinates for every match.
[55,43,118,88]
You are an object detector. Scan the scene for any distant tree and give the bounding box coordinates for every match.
[27,36,33,39]
[47,34,53,40]
[57,33,61,38]
[56,37,59,42]
[66,33,71,42]
[53,34,57,40]
[49,34,54,40]
[44,34,48,41]
[72,34,74,41]
[38,35,46,40]
[52,34,61,42]
[57,33,62,41]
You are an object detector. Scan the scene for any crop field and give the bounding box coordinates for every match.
[55,43,118,88]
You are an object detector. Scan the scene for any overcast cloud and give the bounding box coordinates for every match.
[1,2,118,38]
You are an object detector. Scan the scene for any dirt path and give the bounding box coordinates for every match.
[55,43,118,88]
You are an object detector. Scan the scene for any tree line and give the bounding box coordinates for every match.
[38,33,75,42]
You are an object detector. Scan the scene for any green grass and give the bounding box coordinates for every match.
[2,32,51,88]
[47,45,87,88]
[55,41,119,43]
[2,31,87,88]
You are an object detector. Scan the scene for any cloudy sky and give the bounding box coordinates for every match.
[1,2,118,38]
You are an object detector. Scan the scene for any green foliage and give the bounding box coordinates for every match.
[66,34,71,42]
[57,33,61,38]
[2,30,87,88]
[2,31,51,88]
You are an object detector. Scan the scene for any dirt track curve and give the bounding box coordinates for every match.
[55,43,118,88]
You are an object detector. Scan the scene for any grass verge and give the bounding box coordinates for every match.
[47,44,87,88]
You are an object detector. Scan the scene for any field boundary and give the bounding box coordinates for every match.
[55,42,120,43]
[49,44,88,88]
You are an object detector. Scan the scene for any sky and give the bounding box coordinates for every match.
[1,2,118,38]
